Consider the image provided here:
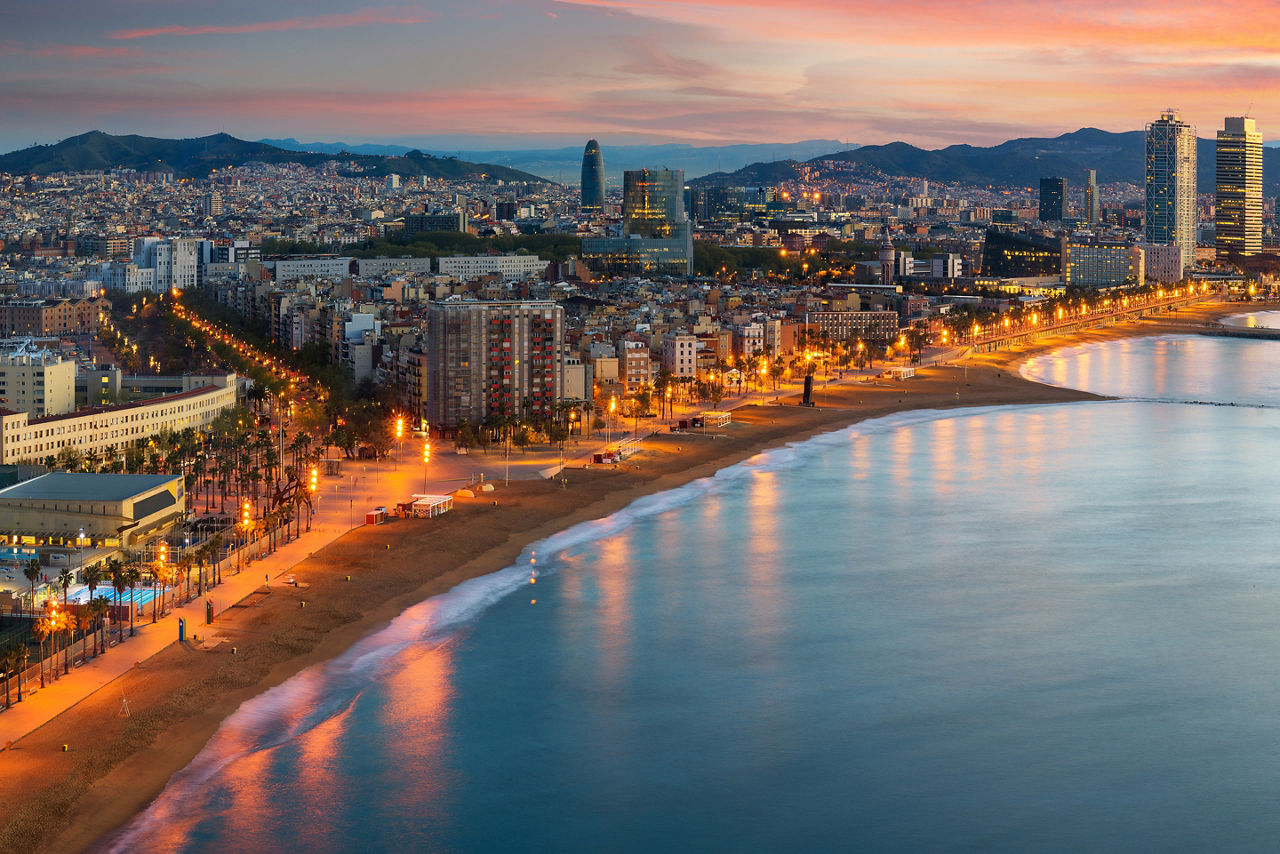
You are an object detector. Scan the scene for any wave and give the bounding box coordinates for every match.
[104,403,1047,850]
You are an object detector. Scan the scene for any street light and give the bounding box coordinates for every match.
[422,440,430,492]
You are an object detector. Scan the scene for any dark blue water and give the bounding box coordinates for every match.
[115,335,1280,852]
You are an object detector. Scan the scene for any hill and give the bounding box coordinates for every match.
[0,131,551,183]
[691,128,1280,194]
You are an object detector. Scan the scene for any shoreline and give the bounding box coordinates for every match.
[2,298,1265,853]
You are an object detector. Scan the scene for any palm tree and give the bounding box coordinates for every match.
[32,607,54,688]
[109,558,126,645]
[58,566,73,606]
[209,533,224,585]
[23,558,40,614]
[89,596,110,657]
[125,563,142,637]
[83,564,102,612]
[60,610,74,674]
[0,644,21,709]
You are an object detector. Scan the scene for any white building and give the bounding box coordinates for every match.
[662,332,698,378]
[438,254,547,281]
[931,253,963,278]
[133,237,200,292]
[0,346,76,416]
[0,376,237,465]
[93,262,156,294]
[271,257,353,283]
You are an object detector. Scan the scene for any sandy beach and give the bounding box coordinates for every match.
[1,298,1265,853]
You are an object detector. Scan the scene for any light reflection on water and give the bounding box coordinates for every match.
[114,333,1280,852]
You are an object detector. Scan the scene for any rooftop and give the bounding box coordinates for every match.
[0,472,179,502]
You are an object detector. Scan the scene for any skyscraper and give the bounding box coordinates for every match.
[623,169,687,236]
[581,139,604,215]
[582,168,692,276]
[1084,170,1100,225]
[1145,110,1197,274]
[1039,177,1067,223]
[1215,117,1263,258]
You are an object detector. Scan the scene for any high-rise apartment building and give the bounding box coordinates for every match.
[1145,110,1197,274]
[581,139,604,215]
[1215,116,1263,258]
[1084,170,1100,225]
[1039,177,1067,222]
[424,300,564,429]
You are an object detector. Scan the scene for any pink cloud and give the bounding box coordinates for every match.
[109,9,428,40]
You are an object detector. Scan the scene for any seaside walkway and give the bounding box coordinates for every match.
[0,457,455,746]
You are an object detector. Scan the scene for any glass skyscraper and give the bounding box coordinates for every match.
[580,139,604,215]
[1145,110,1197,274]
[583,168,693,276]
[1038,177,1066,223]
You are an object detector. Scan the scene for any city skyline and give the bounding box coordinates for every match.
[4,0,1280,154]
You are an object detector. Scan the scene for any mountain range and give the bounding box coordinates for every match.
[259,138,850,184]
[691,128,1280,195]
[0,131,548,183]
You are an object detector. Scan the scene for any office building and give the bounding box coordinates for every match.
[581,139,605,215]
[1084,170,1100,226]
[403,212,469,234]
[1039,177,1067,222]
[1215,117,1263,258]
[1066,241,1144,288]
[423,300,564,429]
[582,168,693,276]
[981,229,1064,277]
[1145,110,1197,274]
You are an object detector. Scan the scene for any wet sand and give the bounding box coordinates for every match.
[1,298,1264,853]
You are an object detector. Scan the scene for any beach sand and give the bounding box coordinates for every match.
[0,299,1264,853]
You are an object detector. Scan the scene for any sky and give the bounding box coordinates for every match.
[2,0,1278,154]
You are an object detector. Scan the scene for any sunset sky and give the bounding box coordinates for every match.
[2,0,1276,153]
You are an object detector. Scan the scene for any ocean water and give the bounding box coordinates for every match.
[112,333,1280,852]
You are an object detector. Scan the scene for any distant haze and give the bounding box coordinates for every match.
[257,139,852,183]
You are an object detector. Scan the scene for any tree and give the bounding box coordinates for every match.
[109,559,126,645]
[58,566,73,606]
[83,565,103,653]
[125,562,142,637]
[23,558,40,613]
[32,606,55,688]
[89,596,110,658]
[0,644,21,708]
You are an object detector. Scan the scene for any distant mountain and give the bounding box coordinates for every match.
[0,131,550,182]
[692,128,1280,195]
[289,139,850,184]
[257,137,417,157]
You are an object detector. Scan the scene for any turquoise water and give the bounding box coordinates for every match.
[111,334,1280,852]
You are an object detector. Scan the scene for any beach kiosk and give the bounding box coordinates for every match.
[410,494,454,518]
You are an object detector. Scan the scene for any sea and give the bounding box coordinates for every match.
[110,323,1280,853]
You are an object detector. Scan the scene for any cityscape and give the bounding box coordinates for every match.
[5,2,1280,852]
